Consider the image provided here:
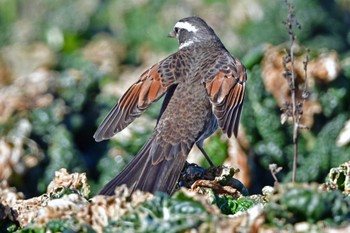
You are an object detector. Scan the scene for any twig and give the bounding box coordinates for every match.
[282,0,305,182]
[269,164,283,186]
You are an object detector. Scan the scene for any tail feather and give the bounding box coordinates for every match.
[99,134,189,195]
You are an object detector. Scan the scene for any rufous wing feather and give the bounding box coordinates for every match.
[94,64,169,142]
[205,58,247,138]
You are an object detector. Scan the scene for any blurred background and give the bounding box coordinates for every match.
[0,0,349,197]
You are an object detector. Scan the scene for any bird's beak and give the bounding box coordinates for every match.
[168,30,176,38]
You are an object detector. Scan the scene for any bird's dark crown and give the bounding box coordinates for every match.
[169,16,220,49]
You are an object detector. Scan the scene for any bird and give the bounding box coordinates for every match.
[94,16,247,196]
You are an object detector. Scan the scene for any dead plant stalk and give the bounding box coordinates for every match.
[289,38,298,183]
[283,0,307,183]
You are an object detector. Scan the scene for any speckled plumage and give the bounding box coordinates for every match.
[94,16,247,195]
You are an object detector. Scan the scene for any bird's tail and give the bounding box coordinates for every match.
[99,133,190,195]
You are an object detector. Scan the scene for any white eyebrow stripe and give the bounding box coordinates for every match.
[179,40,194,49]
[174,21,198,32]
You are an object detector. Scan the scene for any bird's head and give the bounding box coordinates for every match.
[168,16,219,49]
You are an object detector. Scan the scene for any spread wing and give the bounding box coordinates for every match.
[204,54,247,138]
[94,55,180,142]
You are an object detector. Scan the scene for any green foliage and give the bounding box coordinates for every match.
[294,114,350,182]
[92,0,179,64]
[104,193,211,233]
[242,45,350,185]
[241,44,265,69]
[265,184,350,227]
[242,65,289,168]
[57,56,100,111]
[37,125,84,192]
[15,219,95,233]
[213,193,258,215]
[28,55,102,192]
[343,56,350,80]
[319,86,348,117]
[240,0,349,52]
[203,134,228,167]
[0,222,19,233]
[95,155,128,192]
[29,101,66,138]
[325,162,350,194]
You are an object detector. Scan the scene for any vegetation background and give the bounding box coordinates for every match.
[1,0,350,199]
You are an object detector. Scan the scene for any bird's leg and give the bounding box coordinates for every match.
[196,142,215,167]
